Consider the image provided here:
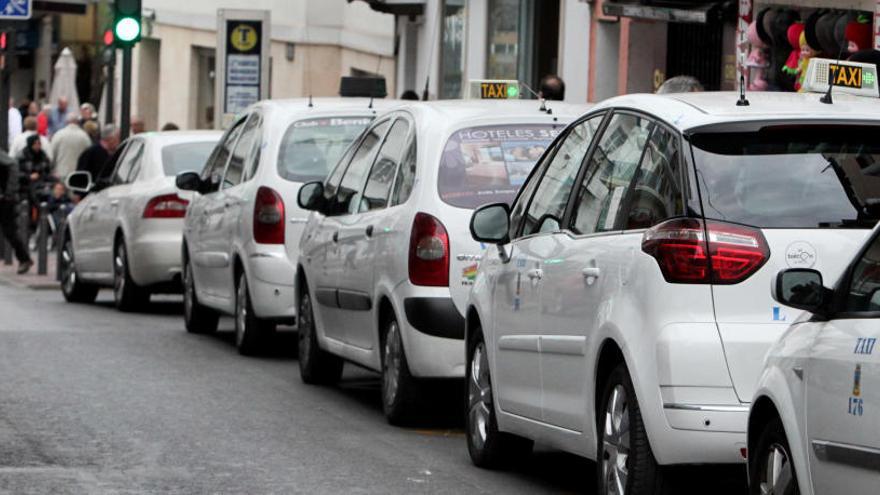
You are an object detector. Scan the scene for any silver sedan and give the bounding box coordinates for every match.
[61,131,221,311]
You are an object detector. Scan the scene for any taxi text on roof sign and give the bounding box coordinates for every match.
[467,80,522,100]
[802,58,880,98]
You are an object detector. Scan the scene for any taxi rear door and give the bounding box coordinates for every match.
[807,231,880,493]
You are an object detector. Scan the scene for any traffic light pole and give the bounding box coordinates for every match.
[106,52,115,127]
[0,30,8,152]
[120,45,131,141]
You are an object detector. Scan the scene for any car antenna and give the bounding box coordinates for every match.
[368,95,374,110]
[736,26,749,106]
[520,82,551,114]
[821,44,847,105]
[308,94,313,108]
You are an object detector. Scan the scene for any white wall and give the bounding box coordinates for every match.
[559,0,590,103]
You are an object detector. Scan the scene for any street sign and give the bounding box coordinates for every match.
[0,0,31,20]
[216,9,270,129]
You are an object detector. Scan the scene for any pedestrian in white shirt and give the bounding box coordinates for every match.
[11,116,53,163]
[7,98,21,148]
[50,113,90,180]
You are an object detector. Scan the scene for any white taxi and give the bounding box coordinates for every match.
[176,97,399,355]
[749,223,880,495]
[295,98,587,423]
[464,59,880,493]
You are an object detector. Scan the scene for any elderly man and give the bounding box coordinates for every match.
[79,103,97,127]
[48,97,71,135]
[77,124,120,180]
[52,113,92,180]
[11,116,53,162]
[539,74,566,101]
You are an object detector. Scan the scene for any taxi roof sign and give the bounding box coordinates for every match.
[802,58,880,98]
[467,80,523,100]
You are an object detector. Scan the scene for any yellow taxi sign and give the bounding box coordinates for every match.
[802,58,879,97]
[467,80,522,100]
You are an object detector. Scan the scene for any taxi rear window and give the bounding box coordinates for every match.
[161,141,217,176]
[690,125,880,228]
[438,124,563,209]
[277,116,373,183]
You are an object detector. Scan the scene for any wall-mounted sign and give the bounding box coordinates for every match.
[216,9,270,129]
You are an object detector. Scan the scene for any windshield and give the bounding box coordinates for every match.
[438,124,564,209]
[277,116,373,183]
[161,141,217,176]
[690,125,880,228]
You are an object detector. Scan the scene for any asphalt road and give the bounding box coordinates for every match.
[0,282,747,494]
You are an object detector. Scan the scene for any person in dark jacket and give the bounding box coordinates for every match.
[17,134,53,220]
[0,150,33,274]
[77,123,119,180]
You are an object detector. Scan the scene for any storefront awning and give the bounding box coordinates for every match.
[348,0,424,16]
[602,2,731,24]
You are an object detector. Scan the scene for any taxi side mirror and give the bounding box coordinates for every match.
[65,171,93,193]
[298,181,325,212]
[470,203,510,245]
[176,171,202,193]
[772,269,832,317]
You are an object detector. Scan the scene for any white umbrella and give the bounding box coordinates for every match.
[48,47,81,112]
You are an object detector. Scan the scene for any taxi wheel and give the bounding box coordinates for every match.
[750,417,799,495]
[297,289,343,385]
[183,259,219,334]
[381,315,420,425]
[466,328,533,468]
[60,235,98,304]
[597,363,665,495]
[235,272,275,356]
[113,240,149,312]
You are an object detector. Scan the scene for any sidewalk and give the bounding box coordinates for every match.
[0,252,59,291]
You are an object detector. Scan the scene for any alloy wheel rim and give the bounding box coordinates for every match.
[602,384,631,495]
[759,443,794,495]
[61,241,76,294]
[382,321,401,406]
[236,277,247,347]
[467,342,492,451]
[298,295,312,364]
[113,246,126,303]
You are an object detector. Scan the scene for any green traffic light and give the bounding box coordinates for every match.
[115,17,140,43]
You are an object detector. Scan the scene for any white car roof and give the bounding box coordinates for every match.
[591,91,880,132]
[250,97,404,119]
[396,99,589,123]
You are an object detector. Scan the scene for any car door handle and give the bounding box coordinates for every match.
[110,200,119,207]
[526,268,543,280]
[332,231,339,243]
[88,204,98,210]
[365,225,374,238]
[582,267,601,279]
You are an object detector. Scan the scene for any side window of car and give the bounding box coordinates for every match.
[616,125,684,230]
[224,114,260,189]
[125,143,146,183]
[202,118,245,193]
[569,113,654,235]
[519,115,603,238]
[844,234,880,313]
[244,116,264,182]
[362,119,410,211]
[328,120,390,215]
[323,142,358,203]
[391,140,416,207]
[113,141,144,185]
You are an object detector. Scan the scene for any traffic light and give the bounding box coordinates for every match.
[113,0,142,47]
[0,32,8,72]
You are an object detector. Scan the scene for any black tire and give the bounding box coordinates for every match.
[183,256,219,334]
[113,240,150,312]
[466,327,534,468]
[234,272,275,356]
[749,416,800,495]
[596,363,665,495]
[381,313,422,425]
[297,288,344,384]
[59,235,99,304]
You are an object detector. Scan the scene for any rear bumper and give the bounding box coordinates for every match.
[403,297,465,340]
[393,286,466,378]
[245,248,297,321]
[128,221,183,287]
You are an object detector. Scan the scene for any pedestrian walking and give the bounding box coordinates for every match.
[17,135,53,223]
[0,150,33,274]
[78,103,97,127]
[8,98,22,147]
[539,74,566,101]
[48,97,71,136]
[77,124,119,181]
[51,113,92,180]
[11,117,53,163]
[37,105,50,137]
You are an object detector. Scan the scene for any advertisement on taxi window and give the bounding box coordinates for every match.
[438,124,562,209]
